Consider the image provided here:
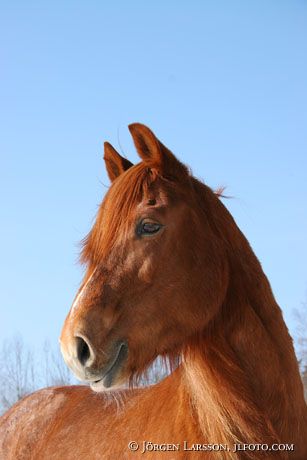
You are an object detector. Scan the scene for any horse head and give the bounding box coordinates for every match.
[60,124,229,391]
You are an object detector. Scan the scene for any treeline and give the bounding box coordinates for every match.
[1,315,306,415]
[295,303,307,401]
[0,336,74,414]
[0,336,170,415]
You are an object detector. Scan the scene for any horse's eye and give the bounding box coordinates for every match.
[137,221,162,236]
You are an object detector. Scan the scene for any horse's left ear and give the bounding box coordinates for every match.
[128,123,188,179]
[103,142,133,182]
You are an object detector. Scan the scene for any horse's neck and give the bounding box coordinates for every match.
[181,251,306,453]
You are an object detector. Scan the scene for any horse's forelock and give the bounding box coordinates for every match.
[80,162,186,267]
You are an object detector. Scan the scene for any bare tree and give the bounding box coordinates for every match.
[301,367,307,402]
[0,336,36,413]
[137,356,176,387]
[294,300,307,371]
[42,340,74,387]
[293,297,307,400]
[0,337,75,414]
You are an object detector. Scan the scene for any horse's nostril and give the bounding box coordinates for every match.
[76,336,91,367]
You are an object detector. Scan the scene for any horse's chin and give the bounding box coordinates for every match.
[90,376,126,393]
[87,341,129,392]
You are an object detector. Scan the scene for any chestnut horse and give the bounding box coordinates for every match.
[1,124,306,459]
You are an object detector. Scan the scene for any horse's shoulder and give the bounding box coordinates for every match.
[0,386,90,459]
[0,385,144,459]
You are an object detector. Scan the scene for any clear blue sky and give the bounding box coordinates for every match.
[1,1,306,355]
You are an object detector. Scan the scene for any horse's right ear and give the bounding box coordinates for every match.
[103,142,133,182]
[128,123,188,179]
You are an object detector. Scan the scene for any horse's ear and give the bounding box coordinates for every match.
[128,123,188,179]
[103,142,133,182]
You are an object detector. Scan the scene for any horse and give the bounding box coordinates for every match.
[0,123,306,459]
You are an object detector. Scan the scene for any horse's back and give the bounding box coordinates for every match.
[0,380,200,459]
[0,385,124,460]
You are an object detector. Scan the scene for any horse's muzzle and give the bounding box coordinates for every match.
[61,335,129,390]
[90,341,129,390]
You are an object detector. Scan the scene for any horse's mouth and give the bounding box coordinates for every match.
[90,341,128,391]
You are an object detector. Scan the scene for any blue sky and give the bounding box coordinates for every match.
[1,1,306,356]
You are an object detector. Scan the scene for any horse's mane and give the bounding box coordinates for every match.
[81,163,153,266]
[183,338,280,459]
[181,178,300,458]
